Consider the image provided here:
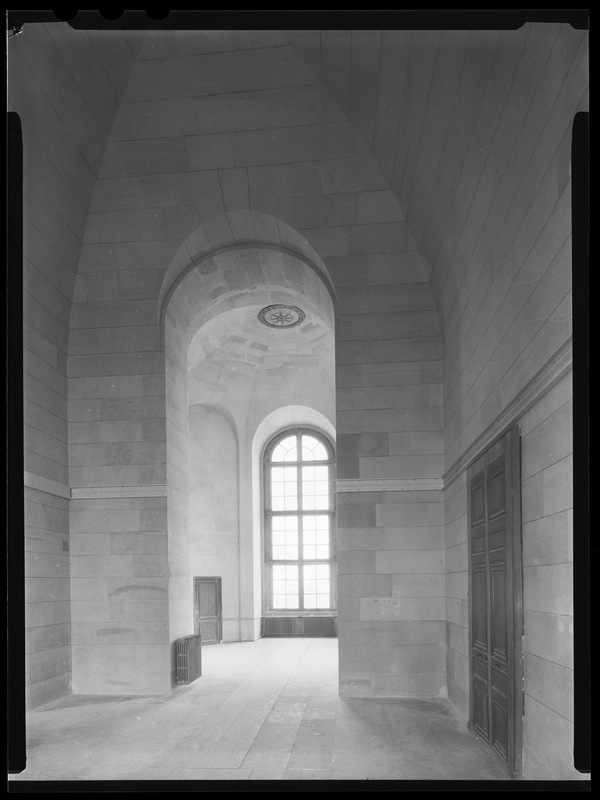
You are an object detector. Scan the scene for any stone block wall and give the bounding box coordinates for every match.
[187,405,240,643]
[11,28,588,766]
[9,22,143,707]
[24,487,70,708]
[334,249,445,697]
[69,495,170,695]
[436,24,585,780]
[520,374,579,779]
[442,375,579,779]
[443,473,469,718]
[67,326,170,693]
[75,24,446,696]
[337,490,445,696]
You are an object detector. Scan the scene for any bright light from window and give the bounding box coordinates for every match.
[266,430,334,612]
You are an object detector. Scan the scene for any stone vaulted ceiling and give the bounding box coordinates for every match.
[80,24,588,348]
[287,27,588,332]
[9,23,588,352]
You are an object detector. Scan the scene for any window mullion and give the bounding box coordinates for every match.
[297,431,304,610]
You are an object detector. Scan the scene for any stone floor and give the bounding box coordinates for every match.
[10,637,507,783]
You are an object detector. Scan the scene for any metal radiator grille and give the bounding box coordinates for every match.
[262,615,337,637]
[176,634,202,684]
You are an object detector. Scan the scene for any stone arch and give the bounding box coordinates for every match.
[157,210,337,332]
[162,212,337,651]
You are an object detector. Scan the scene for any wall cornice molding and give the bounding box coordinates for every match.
[70,485,168,499]
[24,472,71,500]
[336,478,443,493]
[25,341,572,501]
[24,476,169,500]
[442,337,573,488]
[336,338,573,496]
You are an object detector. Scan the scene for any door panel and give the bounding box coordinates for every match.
[467,427,523,779]
[488,460,506,517]
[472,567,488,650]
[473,683,489,739]
[194,577,222,645]
[472,479,485,523]
[488,529,505,552]
[492,702,509,762]
[490,565,507,658]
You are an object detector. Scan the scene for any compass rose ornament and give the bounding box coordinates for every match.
[258,304,305,329]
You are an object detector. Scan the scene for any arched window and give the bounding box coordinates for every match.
[264,429,336,613]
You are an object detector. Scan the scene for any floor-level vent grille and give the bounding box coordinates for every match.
[176,635,202,684]
[262,615,337,637]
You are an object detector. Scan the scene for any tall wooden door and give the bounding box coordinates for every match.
[194,577,222,645]
[467,426,523,778]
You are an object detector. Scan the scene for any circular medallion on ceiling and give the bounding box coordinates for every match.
[258,304,305,329]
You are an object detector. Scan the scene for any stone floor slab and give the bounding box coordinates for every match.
[10,638,508,783]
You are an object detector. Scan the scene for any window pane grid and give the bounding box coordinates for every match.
[272,564,299,609]
[271,516,298,560]
[301,465,330,511]
[301,514,329,560]
[270,466,298,511]
[266,430,334,613]
[303,564,331,609]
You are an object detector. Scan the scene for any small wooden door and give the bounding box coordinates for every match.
[467,426,523,778]
[194,577,222,645]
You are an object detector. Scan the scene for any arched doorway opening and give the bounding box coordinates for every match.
[161,215,337,682]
